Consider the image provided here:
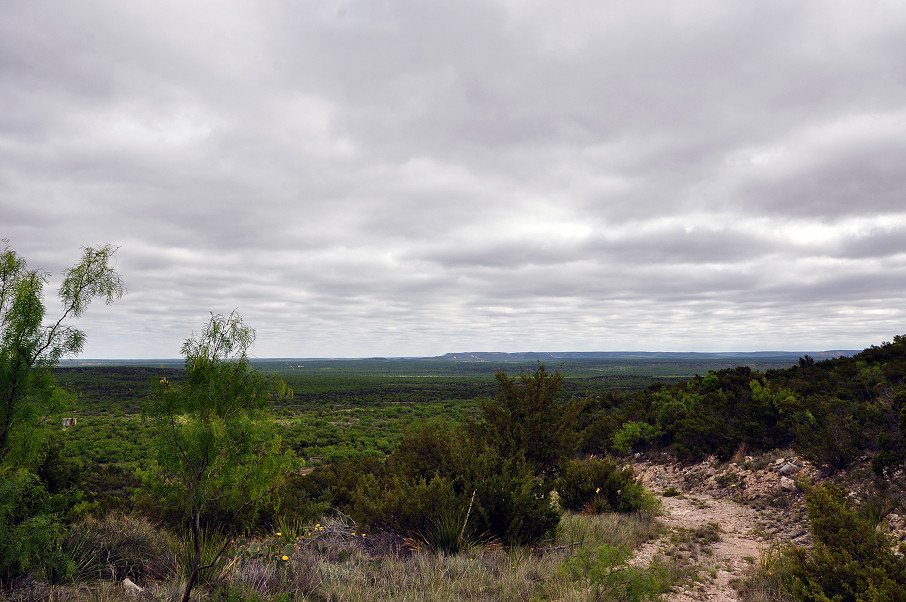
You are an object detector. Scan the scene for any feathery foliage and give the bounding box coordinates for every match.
[0,242,123,582]
[144,311,293,602]
[0,242,124,464]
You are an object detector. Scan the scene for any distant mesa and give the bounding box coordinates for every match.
[56,349,859,366]
[437,350,857,362]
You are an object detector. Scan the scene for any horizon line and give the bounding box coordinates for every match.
[57,348,862,363]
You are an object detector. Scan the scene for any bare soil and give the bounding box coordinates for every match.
[630,454,813,601]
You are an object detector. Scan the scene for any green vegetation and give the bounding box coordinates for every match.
[0,242,123,582]
[49,352,816,485]
[784,482,906,600]
[739,483,906,601]
[14,509,686,601]
[346,365,578,546]
[578,336,906,470]
[559,543,667,601]
[557,457,660,515]
[5,251,906,602]
[144,312,294,602]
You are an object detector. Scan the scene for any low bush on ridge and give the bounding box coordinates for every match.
[349,422,562,546]
[557,457,659,515]
[785,483,906,600]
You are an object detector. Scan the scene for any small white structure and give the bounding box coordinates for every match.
[62,417,77,429]
[122,578,143,597]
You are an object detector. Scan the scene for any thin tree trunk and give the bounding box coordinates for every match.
[181,513,202,602]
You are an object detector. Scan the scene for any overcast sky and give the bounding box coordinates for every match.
[3,1,906,358]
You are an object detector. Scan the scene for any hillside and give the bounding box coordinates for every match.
[577,336,906,471]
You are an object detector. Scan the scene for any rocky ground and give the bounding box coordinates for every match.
[626,451,886,601]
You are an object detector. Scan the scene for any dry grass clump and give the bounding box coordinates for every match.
[61,512,172,584]
[221,509,669,600]
[732,543,796,602]
[664,522,722,564]
[556,509,663,551]
[6,509,679,601]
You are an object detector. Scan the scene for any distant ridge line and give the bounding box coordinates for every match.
[56,350,860,367]
[436,350,858,361]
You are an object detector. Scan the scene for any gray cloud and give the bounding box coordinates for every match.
[3,0,906,357]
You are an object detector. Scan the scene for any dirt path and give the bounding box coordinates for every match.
[632,493,765,601]
[628,457,813,601]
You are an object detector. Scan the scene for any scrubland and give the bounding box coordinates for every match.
[7,338,906,600]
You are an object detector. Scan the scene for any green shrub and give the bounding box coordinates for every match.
[477,364,583,486]
[35,436,85,497]
[786,483,906,600]
[403,496,493,554]
[791,397,861,469]
[560,544,667,601]
[386,419,470,479]
[255,473,331,534]
[612,421,662,455]
[349,422,470,538]
[351,473,464,537]
[299,456,386,513]
[351,419,562,547]
[0,468,64,581]
[557,458,658,514]
[471,455,560,545]
[353,462,559,548]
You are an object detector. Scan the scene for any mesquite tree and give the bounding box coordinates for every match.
[144,311,292,602]
[0,241,123,578]
[0,242,124,464]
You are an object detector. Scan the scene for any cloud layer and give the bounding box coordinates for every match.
[3,0,906,357]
